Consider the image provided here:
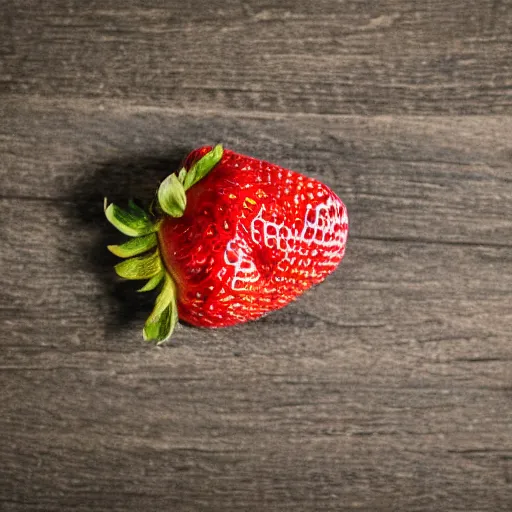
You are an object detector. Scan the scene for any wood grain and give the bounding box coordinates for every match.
[1,0,512,114]
[1,98,511,246]
[1,1,512,511]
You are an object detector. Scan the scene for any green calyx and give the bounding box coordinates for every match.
[104,144,224,344]
[143,273,179,342]
[157,144,223,217]
[105,200,157,237]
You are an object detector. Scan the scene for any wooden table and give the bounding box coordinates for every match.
[1,1,511,510]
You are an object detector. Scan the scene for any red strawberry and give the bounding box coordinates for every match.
[105,145,348,343]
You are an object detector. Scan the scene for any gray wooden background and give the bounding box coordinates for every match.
[1,1,511,511]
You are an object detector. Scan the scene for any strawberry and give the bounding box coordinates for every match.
[105,145,348,343]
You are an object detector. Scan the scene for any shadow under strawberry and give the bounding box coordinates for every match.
[67,147,191,343]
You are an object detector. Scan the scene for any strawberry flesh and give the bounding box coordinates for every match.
[158,146,348,328]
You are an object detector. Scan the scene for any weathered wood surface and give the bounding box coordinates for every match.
[1,1,512,511]
[2,0,512,115]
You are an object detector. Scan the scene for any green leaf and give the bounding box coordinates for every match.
[114,250,162,280]
[127,199,149,219]
[138,270,165,292]
[108,233,158,258]
[143,305,171,343]
[178,167,187,184]
[143,274,179,344]
[144,303,179,345]
[145,273,176,321]
[183,168,196,190]
[105,202,156,237]
[158,173,187,217]
[183,144,223,191]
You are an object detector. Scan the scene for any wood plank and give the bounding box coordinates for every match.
[1,363,511,511]
[1,191,511,510]
[1,0,511,114]
[2,197,511,358]
[2,1,512,510]
[1,97,511,247]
